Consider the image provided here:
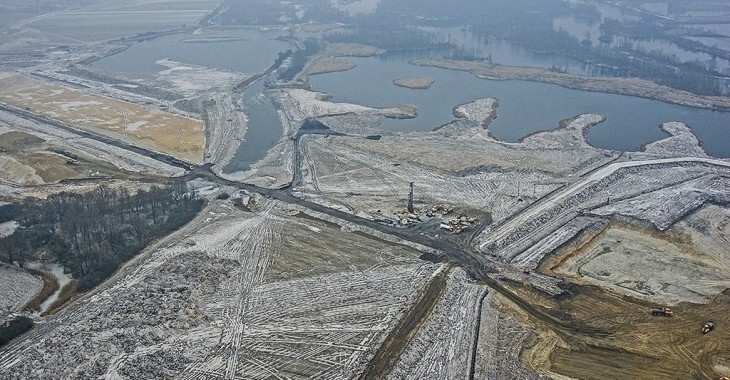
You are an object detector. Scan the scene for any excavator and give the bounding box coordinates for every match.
[702,321,715,334]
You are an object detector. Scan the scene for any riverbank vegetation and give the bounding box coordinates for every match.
[0,184,203,292]
[212,0,730,96]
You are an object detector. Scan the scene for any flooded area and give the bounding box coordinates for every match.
[93,18,730,166]
[309,53,730,157]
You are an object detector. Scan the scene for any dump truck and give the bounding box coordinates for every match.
[650,307,673,317]
[702,321,715,334]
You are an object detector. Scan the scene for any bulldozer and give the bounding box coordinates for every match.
[650,307,673,317]
[702,321,715,334]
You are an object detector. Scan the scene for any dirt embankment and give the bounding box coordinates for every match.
[413,59,730,111]
[357,266,450,380]
[513,219,730,380]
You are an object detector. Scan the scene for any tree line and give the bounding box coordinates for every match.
[0,184,203,291]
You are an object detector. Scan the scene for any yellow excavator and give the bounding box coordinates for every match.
[702,321,715,334]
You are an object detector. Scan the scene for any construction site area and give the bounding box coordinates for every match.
[0,1,729,379]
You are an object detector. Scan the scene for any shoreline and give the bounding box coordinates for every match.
[413,59,730,112]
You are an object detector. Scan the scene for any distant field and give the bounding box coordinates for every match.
[0,73,204,163]
[16,1,219,42]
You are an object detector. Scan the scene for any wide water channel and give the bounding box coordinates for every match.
[309,53,730,158]
[95,28,292,173]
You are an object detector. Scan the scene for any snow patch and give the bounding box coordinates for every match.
[0,221,18,238]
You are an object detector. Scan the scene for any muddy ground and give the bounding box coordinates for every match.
[530,209,730,379]
[503,281,730,380]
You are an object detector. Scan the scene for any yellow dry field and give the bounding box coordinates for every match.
[0,73,203,163]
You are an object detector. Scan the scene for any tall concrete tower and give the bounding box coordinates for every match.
[407,182,414,214]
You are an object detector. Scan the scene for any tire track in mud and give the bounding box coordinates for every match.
[174,205,276,380]
[223,208,275,379]
[356,266,450,380]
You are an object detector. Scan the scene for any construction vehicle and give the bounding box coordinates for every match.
[650,307,673,317]
[702,321,715,334]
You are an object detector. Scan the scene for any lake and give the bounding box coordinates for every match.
[309,54,730,157]
[94,28,730,165]
[94,28,292,173]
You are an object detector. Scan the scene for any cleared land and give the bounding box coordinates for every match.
[0,73,203,163]
[10,1,218,43]
[294,113,614,226]
[0,266,42,320]
[0,197,441,379]
[0,129,123,185]
[546,223,730,305]
[503,280,730,380]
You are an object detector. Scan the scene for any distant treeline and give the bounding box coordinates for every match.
[214,0,346,25]
[210,0,730,95]
[0,184,203,291]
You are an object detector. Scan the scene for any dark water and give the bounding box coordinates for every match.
[222,79,283,173]
[308,54,730,157]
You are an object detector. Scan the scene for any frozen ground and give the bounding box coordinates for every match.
[156,59,250,98]
[0,266,42,321]
[296,134,560,223]
[452,97,498,128]
[282,89,417,120]
[0,73,204,163]
[0,221,18,238]
[551,224,730,305]
[293,112,618,227]
[478,157,730,263]
[642,122,708,158]
[0,110,185,178]
[382,268,549,379]
[26,263,73,314]
[0,198,442,379]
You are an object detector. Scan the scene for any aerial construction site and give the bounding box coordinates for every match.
[0,1,729,379]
